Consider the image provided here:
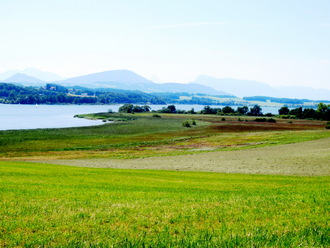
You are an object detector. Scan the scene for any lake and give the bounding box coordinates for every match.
[0,104,280,130]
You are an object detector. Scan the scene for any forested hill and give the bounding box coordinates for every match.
[0,83,228,105]
[0,83,166,105]
[1,82,329,108]
[243,96,330,104]
[0,83,236,106]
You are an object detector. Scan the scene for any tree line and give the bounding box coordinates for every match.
[278,104,330,121]
[119,103,330,121]
[243,96,330,105]
[152,92,238,105]
[119,104,262,116]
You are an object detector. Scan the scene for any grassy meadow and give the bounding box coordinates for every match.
[0,113,329,160]
[0,161,329,247]
[0,113,329,247]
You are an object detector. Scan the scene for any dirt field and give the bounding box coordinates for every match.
[33,137,330,176]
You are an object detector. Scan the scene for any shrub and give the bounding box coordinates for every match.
[254,118,267,122]
[326,122,330,129]
[267,118,276,123]
[278,115,296,119]
[192,120,196,125]
[152,114,161,118]
[186,108,196,114]
[255,118,276,123]
[221,118,226,121]
[158,105,177,113]
[182,121,191,127]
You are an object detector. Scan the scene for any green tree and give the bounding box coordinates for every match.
[119,104,134,113]
[316,103,330,120]
[289,107,303,119]
[187,108,196,114]
[222,106,235,114]
[201,106,217,114]
[248,105,262,116]
[141,105,151,112]
[167,105,177,113]
[303,108,316,119]
[278,106,289,115]
[237,106,248,115]
[8,90,17,99]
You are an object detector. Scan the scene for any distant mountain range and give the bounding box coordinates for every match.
[0,68,65,81]
[55,70,231,95]
[193,76,274,98]
[0,70,231,96]
[1,68,329,100]
[193,75,330,101]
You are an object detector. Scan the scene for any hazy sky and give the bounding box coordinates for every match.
[1,0,330,89]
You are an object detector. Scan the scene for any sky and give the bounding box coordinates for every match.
[0,0,330,89]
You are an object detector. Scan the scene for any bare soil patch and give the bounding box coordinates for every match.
[33,137,330,176]
[208,120,326,132]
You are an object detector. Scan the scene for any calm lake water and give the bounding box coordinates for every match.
[0,104,280,131]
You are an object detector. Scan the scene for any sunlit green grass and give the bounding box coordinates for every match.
[0,161,329,247]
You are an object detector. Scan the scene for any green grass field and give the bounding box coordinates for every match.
[1,113,329,247]
[0,161,329,247]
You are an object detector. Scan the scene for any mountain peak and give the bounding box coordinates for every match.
[3,73,44,84]
[21,68,65,81]
[59,69,154,85]
[0,68,65,81]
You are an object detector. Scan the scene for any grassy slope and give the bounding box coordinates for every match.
[0,161,329,247]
